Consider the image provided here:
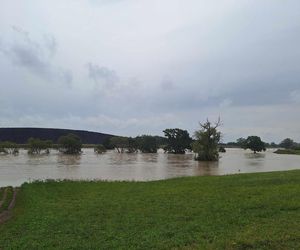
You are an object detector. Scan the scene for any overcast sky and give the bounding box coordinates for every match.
[0,0,300,142]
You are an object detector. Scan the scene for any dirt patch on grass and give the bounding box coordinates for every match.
[0,188,8,208]
[0,188,18,224]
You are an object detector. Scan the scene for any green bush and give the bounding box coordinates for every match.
[27,138,52,154]
[0,141,19,154]
[58,134,82,154]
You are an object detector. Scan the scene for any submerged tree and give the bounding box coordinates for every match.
[58,134,82,154]
[0,141,19,154]
[192,119,221,161]
[243,136,266,153]
[110,136,129,153]
[94,144,106,154]
[102,137,114,150]
[27,138,52,154]
[163,128,192,154]
[236,137,247,148]
[136,135,158,153]
[219,146,226,153]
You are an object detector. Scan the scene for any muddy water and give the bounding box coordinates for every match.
[0,148,299,187]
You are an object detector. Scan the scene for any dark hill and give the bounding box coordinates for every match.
[0,128,114,144]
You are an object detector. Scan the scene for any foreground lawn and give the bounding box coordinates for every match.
[0,171,300,249]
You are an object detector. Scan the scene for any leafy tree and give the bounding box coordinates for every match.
[110,136,129,153]
[219,146,226,153]
[103,137,114,150]
[58,134,82,154]
[279,138,295,149]
[109,137,139,153]
[94,144,106,154]
[192,119,221,161]
[0,141,19,154]
[163,128,192,154]
[27,138,52,154]
[243,136,266,153]
[136,135,158,153]
[236,137,246,148]
[153,136,168,148]
[270,142,278,148]
[293,143,300,150]
[127,137,138,153]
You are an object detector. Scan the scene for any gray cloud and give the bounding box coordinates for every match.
[160,77,175,91]
[43,34,57,57]
[87,63,119,88]
[290,90,300,104]
[1,26,72,86]
[0,1,300,142]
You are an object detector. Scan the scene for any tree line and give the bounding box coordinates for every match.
[226,137,300,151]
[0,119,299,161]
[0,134,82,155]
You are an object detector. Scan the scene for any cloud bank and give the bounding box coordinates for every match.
[0,0,300,142]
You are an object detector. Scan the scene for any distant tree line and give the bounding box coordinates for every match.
[226,137,300,151]
[108,135,163,153]
[0,134,83,155]
[1,121,299,160]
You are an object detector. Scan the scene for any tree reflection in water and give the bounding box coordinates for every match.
[57,154,82,166]
[244,152,266,167]
[195,160,219,176]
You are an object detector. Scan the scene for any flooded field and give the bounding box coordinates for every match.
[0,148,299,187]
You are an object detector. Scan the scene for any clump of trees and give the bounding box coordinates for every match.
[163,128,192,154]
[219,146,226,153]
[242,136,266,153]
[103,137,114,150]
[110,135,159,153]
[279,138,300,149]
[0,141,19,154]
[58,134,82,154]
[136,135,158,153]
[192,119,221,161]
[236,138,247,148]
[110,136,131,153]
[94,144,106,154]
[27,138,52,154]
[127,137,138,153]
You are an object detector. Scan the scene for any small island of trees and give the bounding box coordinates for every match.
[58,134,82,154]
[192,119,222,161]
[0,141,19,155]
[27,138,53,154]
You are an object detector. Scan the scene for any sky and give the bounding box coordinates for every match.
[0,0,299,143]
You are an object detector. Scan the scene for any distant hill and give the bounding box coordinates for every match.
[0,128,114,144]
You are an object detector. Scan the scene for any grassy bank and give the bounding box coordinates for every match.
[274,149,300,155]
[0,171,300,249]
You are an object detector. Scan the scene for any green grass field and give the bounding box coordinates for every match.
[0,170,299,249]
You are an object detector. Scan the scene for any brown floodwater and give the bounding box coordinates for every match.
[0,148,299,187]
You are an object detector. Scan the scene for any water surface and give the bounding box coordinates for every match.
[0,148,299,187]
